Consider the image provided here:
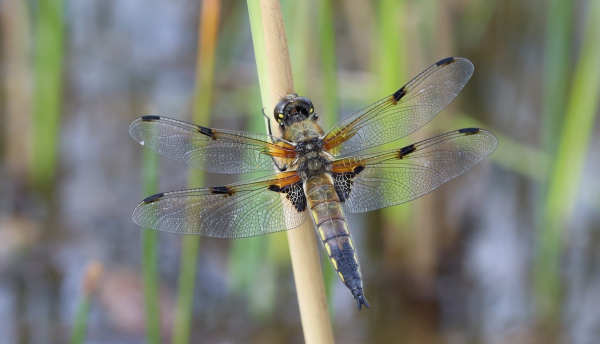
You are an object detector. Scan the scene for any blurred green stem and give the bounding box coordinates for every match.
[541,0,572,161]
[377,0,410,236]
[142,150,161,344]
[172,1,220,343]
[535,0,600,322]
[31,0,64,191]
[71,262,103,344]
[70,298,91,344]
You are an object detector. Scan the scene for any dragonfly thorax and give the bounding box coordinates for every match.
[295,137,331,180]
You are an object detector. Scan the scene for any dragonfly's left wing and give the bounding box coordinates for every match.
[132,171,308,238]
[129,116,296,174]
[330,128,498,213]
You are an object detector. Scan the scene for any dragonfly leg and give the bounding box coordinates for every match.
[262,108,274,137]
[262,108,288,172]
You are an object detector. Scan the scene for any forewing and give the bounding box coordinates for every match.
[331,128,498,213]
[132,172,307,238]
[129,116,296,174]
[324,57,474,156]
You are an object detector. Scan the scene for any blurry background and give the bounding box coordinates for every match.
[1,0,599,343]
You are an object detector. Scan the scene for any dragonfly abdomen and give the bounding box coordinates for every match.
[305,175,370,310]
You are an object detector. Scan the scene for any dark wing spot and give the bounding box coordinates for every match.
[197,125,214,137]
[142,192,164,203]
[333,165,365,202]
[141,115,161,121]
[353,165,365,175]
[436,57,455,66]
[211,186,234,196]
[392,87,406,102]
[268,182,306,212]
[458,127,480,135]
[268,185,282,192]
[398,144,416,158]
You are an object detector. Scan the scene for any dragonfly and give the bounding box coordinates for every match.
[129,57,498,311]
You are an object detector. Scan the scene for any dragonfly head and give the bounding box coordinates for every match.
[274,94,318,128]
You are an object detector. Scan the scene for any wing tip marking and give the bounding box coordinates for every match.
[436,57,455,66]
[458,127,480,135]
[141,115,161,121]
[142,192,164,204]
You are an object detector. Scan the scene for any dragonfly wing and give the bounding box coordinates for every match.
[129,116,296,174]
[331,128,498,213]
[132,171,308,238]
[324,57,474,156]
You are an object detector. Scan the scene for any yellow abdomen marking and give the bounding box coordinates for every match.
[324,242,332,256]
[330,258,338,270]
[318,227,326,241]
[348,237,355,250]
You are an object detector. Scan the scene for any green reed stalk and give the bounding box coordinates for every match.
[172,1,221,343]
[142,149,161,344]
[70,298,91,344]
[541,0,572,161]
[31,0,64,191]
[533,0,572,325]
[535,0,600,321]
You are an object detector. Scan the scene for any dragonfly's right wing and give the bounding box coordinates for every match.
[132,171,308,238]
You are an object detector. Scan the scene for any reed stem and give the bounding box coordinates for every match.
[535,0,600,322]
[142,149,161,344]
[31,0,64,191]
[248,1,334,342]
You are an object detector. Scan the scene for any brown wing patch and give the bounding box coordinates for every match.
[269,141,298,158]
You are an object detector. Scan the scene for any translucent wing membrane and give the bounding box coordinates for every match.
[129,116,296,174]
[324,57,474,156]
[132,172,308,238]
[331,128,498,213]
